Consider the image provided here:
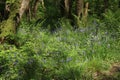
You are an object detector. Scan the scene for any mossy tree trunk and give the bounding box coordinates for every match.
[0,0,30,43]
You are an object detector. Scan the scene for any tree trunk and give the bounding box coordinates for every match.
[64,0,70,17]
[33,0,40,18]
[60,0,65,17]
[83,2,89,23]
[60,0,72,18]
[19,0,30,19]
[76,0,84,19]
[73,0,84,28]
[104,0,109,12]
[0,0,30,43]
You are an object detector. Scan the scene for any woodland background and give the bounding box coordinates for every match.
[0,0,120,80]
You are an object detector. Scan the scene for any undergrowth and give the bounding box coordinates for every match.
[0,17,120,80]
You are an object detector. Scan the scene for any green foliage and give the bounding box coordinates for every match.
[0,19,15,38]
[0,0,120,80]
[0,19,120,79]
[102,10,120,38]
[44,0,60,18]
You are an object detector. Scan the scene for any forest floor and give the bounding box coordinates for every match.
[93,62,120,80]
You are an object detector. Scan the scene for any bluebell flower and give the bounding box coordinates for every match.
[66,57,72,62]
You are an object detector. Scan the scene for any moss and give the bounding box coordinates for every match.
[0,10,17,38]
[0,0,21,38]
[0,19,15,37]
